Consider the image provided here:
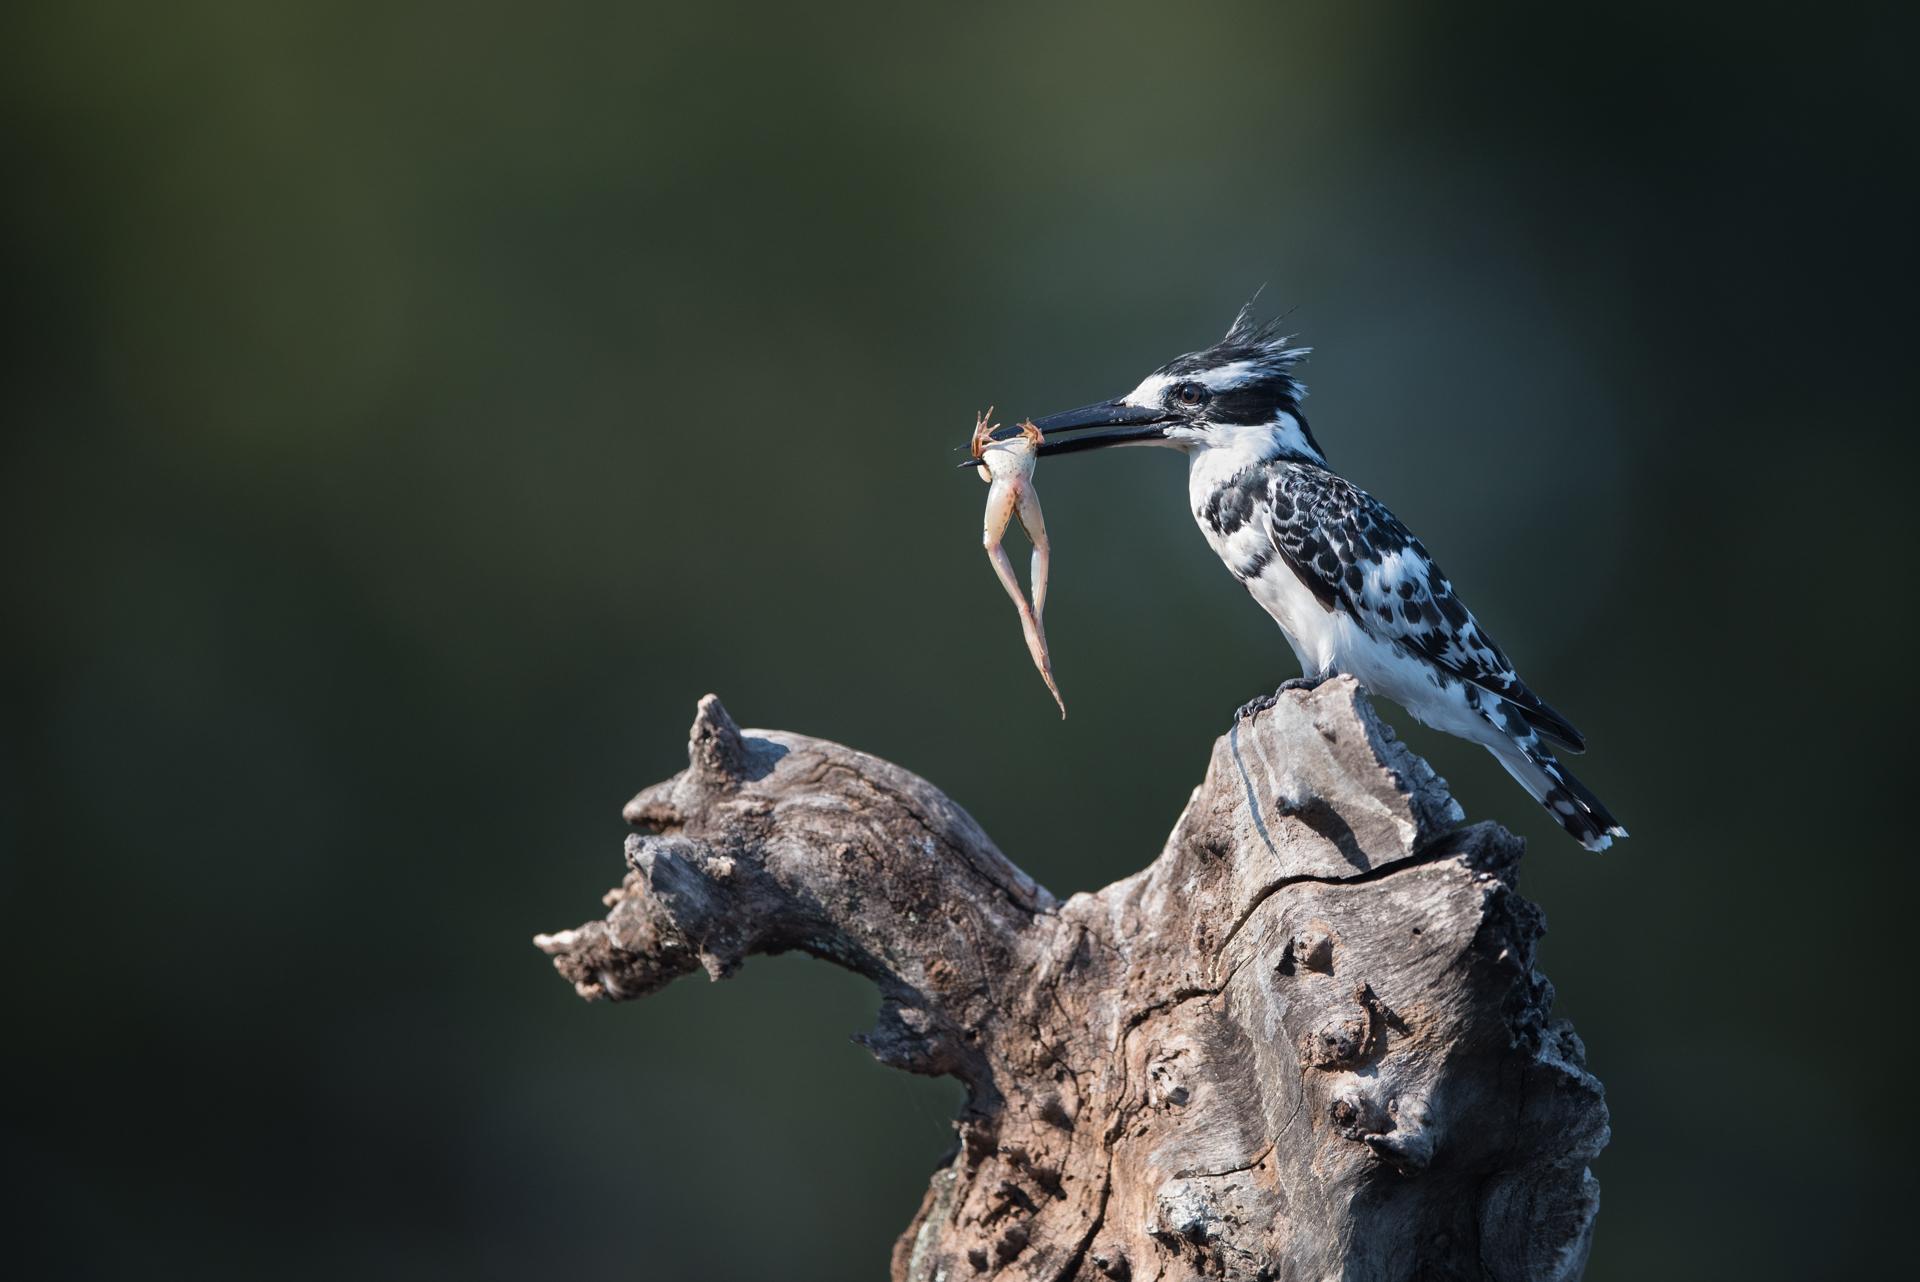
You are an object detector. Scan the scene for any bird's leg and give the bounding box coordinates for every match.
[1277,669,1334,693]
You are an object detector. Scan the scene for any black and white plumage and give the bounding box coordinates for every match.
[1023,307,1626,851]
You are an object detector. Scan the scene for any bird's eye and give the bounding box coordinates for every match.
[1173,382,1209,409]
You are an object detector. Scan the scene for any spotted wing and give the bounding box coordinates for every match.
[1265,467,1585,751]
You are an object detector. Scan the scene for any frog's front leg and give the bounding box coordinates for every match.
[969,406,1000,479]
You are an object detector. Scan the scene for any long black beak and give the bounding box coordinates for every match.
[1027,400,1174,456]
[951,399,1175,470]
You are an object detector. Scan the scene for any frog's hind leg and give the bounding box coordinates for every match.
[1013,485,1050,622]
[986,539,1065,719]
[985,539,1032,628]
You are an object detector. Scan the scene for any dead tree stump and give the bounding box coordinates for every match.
[535,680,1608,1281]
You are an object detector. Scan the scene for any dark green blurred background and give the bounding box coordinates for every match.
[4,2,1912,1277]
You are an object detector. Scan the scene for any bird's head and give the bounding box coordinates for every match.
[992,305,1324,467]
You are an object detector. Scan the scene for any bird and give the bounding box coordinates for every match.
[1006,305,1627,852]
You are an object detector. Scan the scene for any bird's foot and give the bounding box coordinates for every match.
[1234,692,1278,723]
[1238,672,1337,722]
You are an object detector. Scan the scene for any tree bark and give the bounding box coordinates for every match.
[534,681,1608,1281]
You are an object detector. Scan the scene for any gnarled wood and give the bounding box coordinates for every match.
[535,682,1608,1281]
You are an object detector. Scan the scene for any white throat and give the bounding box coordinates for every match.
[1174,414,1323,465]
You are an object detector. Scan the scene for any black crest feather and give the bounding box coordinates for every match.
[1158,301,1312,388]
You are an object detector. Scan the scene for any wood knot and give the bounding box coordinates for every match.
[1292,923,1337,973]
[1328,1080,1435,1172]
[1300,1013,1371,1068]
[688,693,750,783]
[1298,981,1403,1070]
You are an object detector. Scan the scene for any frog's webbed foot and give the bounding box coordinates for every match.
[1017,419,1044,449]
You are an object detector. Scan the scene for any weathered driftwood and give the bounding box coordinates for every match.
[535,681,1608,1281]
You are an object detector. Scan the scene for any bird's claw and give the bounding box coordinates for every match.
[1234,692,1278,723]
[1237,671,1335,722]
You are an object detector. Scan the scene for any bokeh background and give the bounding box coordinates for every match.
[5,2,1913,1277]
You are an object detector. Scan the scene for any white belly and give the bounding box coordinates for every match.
[1242,561,1342,675]
[1250,566,1499,743]
[1183,449,1500,747]
[1183,456,1346,676]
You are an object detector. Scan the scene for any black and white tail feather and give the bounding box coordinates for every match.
[1480,703,1628,853]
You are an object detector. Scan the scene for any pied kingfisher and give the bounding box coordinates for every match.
[1016,306,1627,851]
